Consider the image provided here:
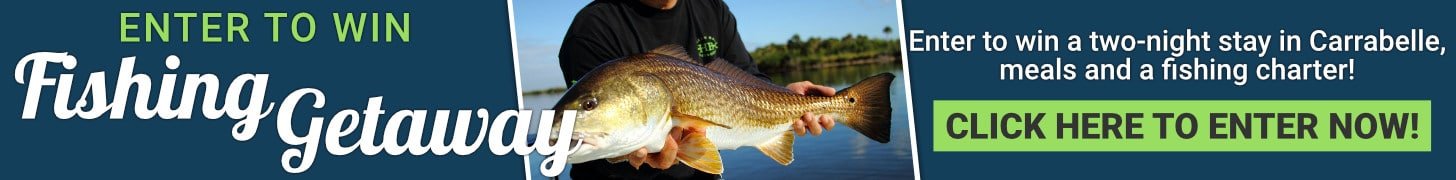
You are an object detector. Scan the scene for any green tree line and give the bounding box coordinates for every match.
[751,28,900,71]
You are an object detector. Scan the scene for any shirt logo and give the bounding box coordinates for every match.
[696,35,718,58]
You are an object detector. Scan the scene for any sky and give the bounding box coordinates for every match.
[513,0,902,91]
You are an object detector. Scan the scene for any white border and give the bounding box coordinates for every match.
[505,1,534,180]
[506,1,921,180]
[893,0,922,179]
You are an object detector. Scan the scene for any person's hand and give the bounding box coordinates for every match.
[623,126,687,169]
[787,81,837,136]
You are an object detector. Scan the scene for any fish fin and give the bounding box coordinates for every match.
[836,73,896,143]
[756,131,796,166]
[706,59,791,92]
[675,129,725,174]
[649,44,698,64]
[672,111,732,129]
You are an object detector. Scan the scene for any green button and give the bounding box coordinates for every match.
[933,100,1431,152]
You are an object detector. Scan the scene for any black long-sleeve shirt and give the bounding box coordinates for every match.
[558,0,768,87]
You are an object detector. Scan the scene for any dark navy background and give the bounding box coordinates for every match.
[4,0,1453,179]
[904,0,1450,179]
[1,1,528,179]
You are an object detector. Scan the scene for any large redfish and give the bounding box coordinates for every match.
[553,45,893,174]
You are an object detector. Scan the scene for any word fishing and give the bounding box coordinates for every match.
[13,52,581,177]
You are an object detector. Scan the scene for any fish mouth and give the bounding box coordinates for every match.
[568,132,602,147]
[553,132,612,164]
[550,132,602,150]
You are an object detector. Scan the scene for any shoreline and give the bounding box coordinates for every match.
[522,56,902,96]
[759,53,903,74]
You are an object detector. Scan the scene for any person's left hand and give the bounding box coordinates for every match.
[621,126,687,169]
[787,81,837,136]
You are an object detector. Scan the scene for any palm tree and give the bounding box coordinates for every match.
[882,26,893,39]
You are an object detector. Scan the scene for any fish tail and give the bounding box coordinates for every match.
[834,73,895,143]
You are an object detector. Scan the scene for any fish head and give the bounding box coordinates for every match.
[552,64,673,164]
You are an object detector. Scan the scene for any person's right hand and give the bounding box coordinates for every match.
[788,81,837,136]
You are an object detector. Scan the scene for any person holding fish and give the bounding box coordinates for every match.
[556,0,893,179]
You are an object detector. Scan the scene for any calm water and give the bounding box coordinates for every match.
[526,63,913,179]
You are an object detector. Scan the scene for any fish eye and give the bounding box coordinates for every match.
[581,97,598,111]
